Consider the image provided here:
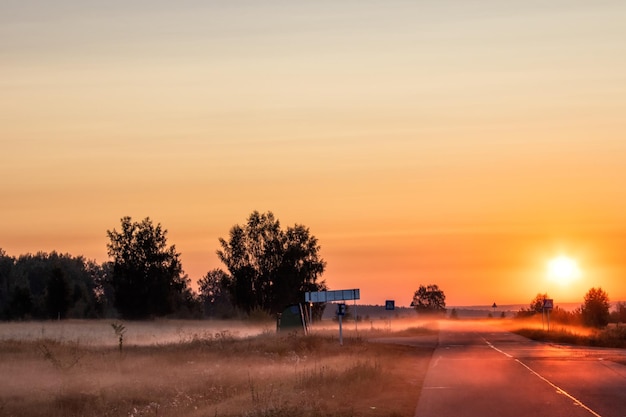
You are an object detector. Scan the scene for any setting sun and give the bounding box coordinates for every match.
[547,255,582,286]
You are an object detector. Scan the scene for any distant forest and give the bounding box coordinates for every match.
[0,248,212,321]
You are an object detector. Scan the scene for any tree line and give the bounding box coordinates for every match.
[407,283,624,329]
[0,211,327,320]
[516,288,625,328]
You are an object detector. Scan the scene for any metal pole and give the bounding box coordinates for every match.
[339,314,343,346]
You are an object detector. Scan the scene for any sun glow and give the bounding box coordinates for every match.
[547,255,582,286]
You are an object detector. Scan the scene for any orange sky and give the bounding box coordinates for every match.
[2,1,626,306]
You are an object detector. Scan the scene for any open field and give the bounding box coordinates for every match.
[0,319,436,417]
[0,319,274,347]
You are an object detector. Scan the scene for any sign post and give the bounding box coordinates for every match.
[337,303,346,345]
[306,289,360,345]
[385,300,395,332]
[542,298,554,331]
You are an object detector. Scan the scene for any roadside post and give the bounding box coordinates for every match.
[305,289,360,345]
[385,300,395,332]
[542,298,554,331]
[337,303,346,345]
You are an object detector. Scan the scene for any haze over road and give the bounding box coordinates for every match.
[412,321,626,417]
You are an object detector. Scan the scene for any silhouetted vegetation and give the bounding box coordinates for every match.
[516,293,550,318]
[197,268,236,318]
[106,216,197,319]
[0,250,101,320]
[610,301,626,323]
[1,211,333,321]
[411,284,446,314]
[581,287,611,328]
[217,211,327,317]
[516,288,619,329]
[110,321,126,354]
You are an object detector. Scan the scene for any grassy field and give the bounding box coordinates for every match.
[0,320,436,417]
[513,324,626,349]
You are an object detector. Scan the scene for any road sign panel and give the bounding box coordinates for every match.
[337,303,346,316]
[305,289,360,303]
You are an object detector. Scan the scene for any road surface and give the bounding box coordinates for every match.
[407,320,626,417]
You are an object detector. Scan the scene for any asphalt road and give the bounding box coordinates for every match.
[409,320,626,417]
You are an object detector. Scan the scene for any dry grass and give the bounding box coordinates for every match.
[513,324,626,349]
[0,321,435,417]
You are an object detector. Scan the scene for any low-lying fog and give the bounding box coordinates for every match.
[0,319,275,346]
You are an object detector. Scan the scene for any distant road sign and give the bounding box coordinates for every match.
[305,289,360,303]
[385,300,395,310]
[543,299,554,309]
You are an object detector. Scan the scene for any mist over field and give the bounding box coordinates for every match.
[0,318,436,417]
[0,319,272,346]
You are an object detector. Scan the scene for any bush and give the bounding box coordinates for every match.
[581,288,611,328]
[593,325,626,348]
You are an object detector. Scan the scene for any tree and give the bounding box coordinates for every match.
[0,249,14,318]
[217,211,327,316]
[106,216,190,319]
[514,293,550,319]
[412,284,446,314]
[198,269,235,318]
[90,260,114,317]
[610,302,626,324]
[7,251,101,319]
[0,249,105,320]
[8,286,32,319]
[45,267,71,319]
[530,293,549,313]
[581,287,610,328]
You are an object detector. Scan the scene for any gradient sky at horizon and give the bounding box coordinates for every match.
[2,0,626,306]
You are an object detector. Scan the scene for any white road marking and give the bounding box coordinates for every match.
[483,339,513,358]
[483,338,603,417]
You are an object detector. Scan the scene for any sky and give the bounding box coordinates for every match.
[2,0,626,307]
